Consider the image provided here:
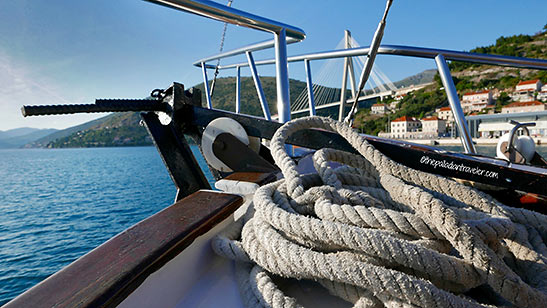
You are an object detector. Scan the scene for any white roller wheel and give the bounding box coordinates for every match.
[496,133,513,161]
[496,133,536,163]
[202,117,250,172]
[248,136,261,153]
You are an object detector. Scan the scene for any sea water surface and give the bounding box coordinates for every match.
[0,146,213,305]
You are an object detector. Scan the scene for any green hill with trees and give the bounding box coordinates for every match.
[46,112,152,148]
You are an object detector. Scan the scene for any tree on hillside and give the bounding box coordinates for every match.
[495,92,511,112]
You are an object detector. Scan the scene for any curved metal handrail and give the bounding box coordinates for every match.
[200,43,546,154]
[144,0,305,124]
[215,44,547,70]
[193,37,299,67]
[144,0,305,40]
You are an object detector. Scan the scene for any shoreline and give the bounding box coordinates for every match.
[400,137,547,146]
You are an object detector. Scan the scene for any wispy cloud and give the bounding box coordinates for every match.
[0,51,73,106]
[0,51,104,130]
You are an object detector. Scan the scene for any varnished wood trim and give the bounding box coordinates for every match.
[4,190,243,308]
[224,172,277,186]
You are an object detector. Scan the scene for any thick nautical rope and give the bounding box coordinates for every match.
[212,116,547,308]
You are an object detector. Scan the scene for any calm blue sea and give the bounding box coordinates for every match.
[0,146,214,305]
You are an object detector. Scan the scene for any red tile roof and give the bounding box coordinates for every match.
[421,116,441,121]
[504,101,544,108]
[517,79,540,86]
[372,103,386,107]
[463,90,490,96]
[392,115,419,122]
[439,107,451,111]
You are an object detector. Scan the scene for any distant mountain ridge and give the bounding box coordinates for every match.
[392,69,436,89]
[0,127,42,139]
[26,117,111,148]
[0,127,58,149]
[42,112,152,148]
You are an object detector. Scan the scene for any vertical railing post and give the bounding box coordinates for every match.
[348,56,357,98]
[339,30,356,121]
[201,62,213,109]
[246,51,271,121]
[304,59,316,116]
[339,55,349,121]
[235,66,241,114]
[275,28,291,123]
[434,54,476,154]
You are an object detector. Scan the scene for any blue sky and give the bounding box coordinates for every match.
[0,0,545,130]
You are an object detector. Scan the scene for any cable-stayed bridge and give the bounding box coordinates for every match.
[290,32,399,118]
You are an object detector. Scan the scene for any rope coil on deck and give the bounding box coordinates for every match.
[212,116,547,308]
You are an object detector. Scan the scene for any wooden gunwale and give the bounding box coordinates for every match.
[4,190,243,308]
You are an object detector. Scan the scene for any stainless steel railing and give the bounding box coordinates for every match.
[145,0,547,154]
[144,0,305,40]
[214,45,547,70]
[200,42,547,154]
[145,0,305,123]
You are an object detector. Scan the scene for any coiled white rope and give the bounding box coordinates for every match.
[212,116,547,308]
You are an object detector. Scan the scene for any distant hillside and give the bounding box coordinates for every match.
[195,72,434,115]
[392,69,436,89]
[194,77,309,116]
[0,128,58,149]
[44,112,151,148]
[0,127,42,139]
[26,117,110,148]
[448,29,547,89]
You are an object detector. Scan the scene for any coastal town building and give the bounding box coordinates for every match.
[390,116,421,139]
[501,101,546,114]
[461,90,492,113]
[538,84,547,102]
[378,79,547,140]
[516,79,542,92]
[512,79,543,102]
[436,106,454,123]
[420,116,446,134]
[468,111,547,138]
[371,103,387,115]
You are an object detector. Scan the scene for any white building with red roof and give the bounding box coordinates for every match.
[371,103,387,114]
[436,106,454,123]
[461,90,492,113]
[501,101,546,114]
[390,116,421,139]
[516,79,542,92]
[513,79,543,102]
[420,116,446,134]
[394,93,406,101]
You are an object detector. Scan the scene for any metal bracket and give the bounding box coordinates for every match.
[141,83,210,202]
[156,82,202,125]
